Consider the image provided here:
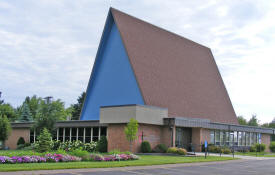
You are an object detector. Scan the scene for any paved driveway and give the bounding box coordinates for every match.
[2,159,275,175]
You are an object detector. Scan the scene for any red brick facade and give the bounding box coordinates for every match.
[5,128,30,149]
[107,123,173,153]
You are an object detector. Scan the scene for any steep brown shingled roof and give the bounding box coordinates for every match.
[111,8,239,125]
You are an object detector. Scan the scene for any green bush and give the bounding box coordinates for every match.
[167,147,187,155]
[208,145,221,153]
[69,148,89,158]
[167,147,178,154]
[53,140,97,152]
[255,143,266,152]
[177,148,187,155]
[250,145,257,152]
[140,141,151,153]
[153,144,168,153]
[222,147,231,154]
[17,137,25,146]
[97,136,108,153]
[269,141,275,152]
[35,128,52,153]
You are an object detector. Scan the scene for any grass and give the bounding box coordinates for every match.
[235,151,275,157]
[0,152,235,172]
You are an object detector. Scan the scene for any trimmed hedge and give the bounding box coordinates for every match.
[153,144,168,153]
[140,141,151,153]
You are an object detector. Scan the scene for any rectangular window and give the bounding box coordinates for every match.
[246,132,250,146]
[78,128,84,142]
[210,130,215,144]
[85,128,91,143]
[234,131,238,146]
[58,128,64,142]
[225,132,230,146]
[215,130,220,146]
[93,127,99,141]
[65,128,70,141]
[238,132,242,146]
[229,132,234,146]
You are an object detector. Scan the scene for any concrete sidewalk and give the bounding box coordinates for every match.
[193,152,275,160]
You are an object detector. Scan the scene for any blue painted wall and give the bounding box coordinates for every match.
[80,13,144,120]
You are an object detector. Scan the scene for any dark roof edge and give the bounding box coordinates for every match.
[100,104,168,110]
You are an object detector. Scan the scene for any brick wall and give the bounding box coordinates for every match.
[107,123,172,153]
[5,128,30,149]
[262,134,271,152]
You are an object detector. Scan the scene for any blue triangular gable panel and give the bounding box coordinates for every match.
[80,12,144,120]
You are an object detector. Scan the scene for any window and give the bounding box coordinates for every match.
[215,130,220,146]
[71,128,77,141]
[78,128,84,142]
[58,128,64,142]
[85,128,91,143]
[65,128,70,141]
[210,130,215,144]
[246,132,250,146]
[93,127,99,141]
[234,131,238,146]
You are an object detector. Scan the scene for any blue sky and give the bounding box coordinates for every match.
[0,0,274,123]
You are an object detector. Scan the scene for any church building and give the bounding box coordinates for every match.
[5,8,274,152]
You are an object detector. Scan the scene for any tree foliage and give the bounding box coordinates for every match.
[124,118,138,152]
[34,99,67,135]
[71,92,86,120]
[35,128,52,153]
[237,116,247,125]
[248,114,259,126]
[23,95,43,120]
[0,115,11,142]
[0,103,17,122]
[18,103,33,122]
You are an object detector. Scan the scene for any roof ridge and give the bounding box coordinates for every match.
[110,7,211,50]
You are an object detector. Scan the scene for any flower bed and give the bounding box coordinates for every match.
[0,154,81,164]
[0,153,139,164]
[90,154,139,161]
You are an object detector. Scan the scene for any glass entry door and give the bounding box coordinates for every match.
[176,127,192,150]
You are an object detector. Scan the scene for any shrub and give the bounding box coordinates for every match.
[177,148,187,155]
[167,147,178,154]
[250,145,257,152]
[208,145,221,153]
[54,140,97,152]
[69,148,89,158]
[35,128,52,153]
[140,141,151,153]
[269,141,275,152]
[153,144,168,153]
[255,143,266,152]
[222,147,231,154]
[97,136,108,153]
[17,137,25,146]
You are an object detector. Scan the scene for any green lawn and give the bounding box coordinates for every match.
[0,155,234,172]
[235,152,275,157]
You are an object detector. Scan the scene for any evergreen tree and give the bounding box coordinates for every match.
[35,128,52,152]
[71,92,86,120]
[19,103,33,122]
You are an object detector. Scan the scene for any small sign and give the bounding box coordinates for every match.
[205,140,208,148]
